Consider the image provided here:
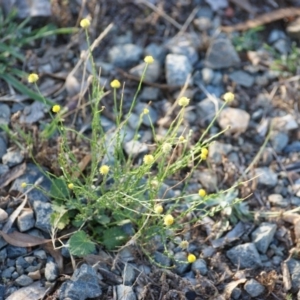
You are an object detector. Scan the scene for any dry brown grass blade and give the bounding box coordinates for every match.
[223,278,246,299]
[0,230,51,247]
[72,153,91,179]
[0,162,26,188]
[221,7,300,32]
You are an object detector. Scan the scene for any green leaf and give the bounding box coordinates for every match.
[94,214,110,226]
[50,211,70,230]
[69,231,95,256]
[50,177,70,199]
[102,227,128,250]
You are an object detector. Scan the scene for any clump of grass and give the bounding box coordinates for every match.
[17,19,242,264]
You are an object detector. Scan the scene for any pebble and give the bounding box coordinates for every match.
[45,261,59,282]
[0,137,7,160]
[194,17,212,31]
[0,236,7,249]
[0,104,11,125]
[287,258,300,290]
[173,252,190,275]
[28,270,41,280]
[123,263,137,285]
[134,102,158,126]
[226,243,262,269]
[15,274,33,287]
[270,131,289,153]
[33,201,53,233]
[254,167,278,187]
[0,208,8,223]
[129,60,161,82]
[244,279,265,297]
[251,222,277,253]
[2,266,14,278]
[205,38,240,69]
[229,70,254,87]
[19,102,46,124]
[144,43,166,64]
[218,108,250,136]
[117,285,136,300]
[201,67,214,84]
[0,248,7,263]
[231,287,242,299]
[197,169,218,192]
[154,251,171,267]
[196,98,224,126]
[272,114,298,131]
[123,140,148,157]
[6,245,27,259]
[140,87,160,101]
[58,264,102,300]
[16,257,29,269]
[165,54,192,86]
[208,141,233,164]
[17,209,35,232]
[284,141,300,153]
[108,43,143,68]
[268,29,287,44]
[191,258,208,275]
[2,150,24,167]
[118,246,135,262]
[268,194,289,208]
[33,250,47,260]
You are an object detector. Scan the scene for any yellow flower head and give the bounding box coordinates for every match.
[187,253,196,263]
[162,143,172,154]
[68,183,74,190]
[110,79,121,89]
[164,214,174,226]
[28,73,39,83]
[200,153,207,160]
[150,179,159,188]
[143,154,154,165]
[21,182,27,188]
[143,108,149,115]
[80,18,90,29]
[198,189,206,197]
[179,136,186,143]
[179,240,189,249]
[178,97,190,107]
[223,92,235,102]
[144,56,154,64]
[52,105,61,113]
[154,205,164,214]
[201,148,208,156]
[99,165,110,175]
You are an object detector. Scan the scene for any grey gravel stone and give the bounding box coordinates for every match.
[33,249,47,260]
[16,257,29,269]
[268,29,286,44]
[145,43,166,64]
[251,222,277,253]
[17,209,35,232]
[140,87,160,102]
[2,266,15,278]
[205,38,240,69]
[284,141,300,153]
[0,208,8,223]
[45,261,59,282]
[254,167,278,187]
[0,104,11,125]
[196,98,224,125]
[154,251,171,267]
[272,114,298,131]
[208,141,233,164]
[108,44,143,68]
[134,103,158,126]
[19,102,46,124]
[270,131,289,153]
[117,285,136,300]
[191,258,208,275]
[0,248,7,263]
[287,258,300,290]
[197,169,218,192]
[15,274,33,287]
[123,140,148,157]
[274,39,290,55]
[229,70,254,87]
[58,264,102,300]
[244,279,265,297]
[33,200,53,233]
[226,243,262,269]
[0,137,7,160]
[123,263,136,286]
[173,252,190,275]
[231,287,242,299]
[2,150,24,167]
[118,246,135,262]
[165,54,192,86]
[130,61,161,83]
[0,236,7,250]
[268,194,289,207]
[157,182,175,199]
[194,17,212,31]
[201,67,214,84]
[6,245,27,258]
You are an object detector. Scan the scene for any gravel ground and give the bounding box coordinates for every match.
[2,0,300,299]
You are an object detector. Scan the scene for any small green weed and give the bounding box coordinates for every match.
[14,19,243,264]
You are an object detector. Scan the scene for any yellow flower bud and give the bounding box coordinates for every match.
[28,73,39,83]
[143,154,154,165]
[154,205,164,214]
[198,189,206,197]
[164,214,174,226]
[223,92,235,102]
[80,18,91,29]
[143,108,149,115]
[179,240,189,249]
[178,97,190,107]
[99,165,110,175]
[200,153,207,160]
[68,183,74,190]
[21,182,27,188]
[144,56,154,64]
[162,143,172,154]
[52,105,61,113]
[110,79,121,89]
[187,253,196,263]
[201,148,208,156]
